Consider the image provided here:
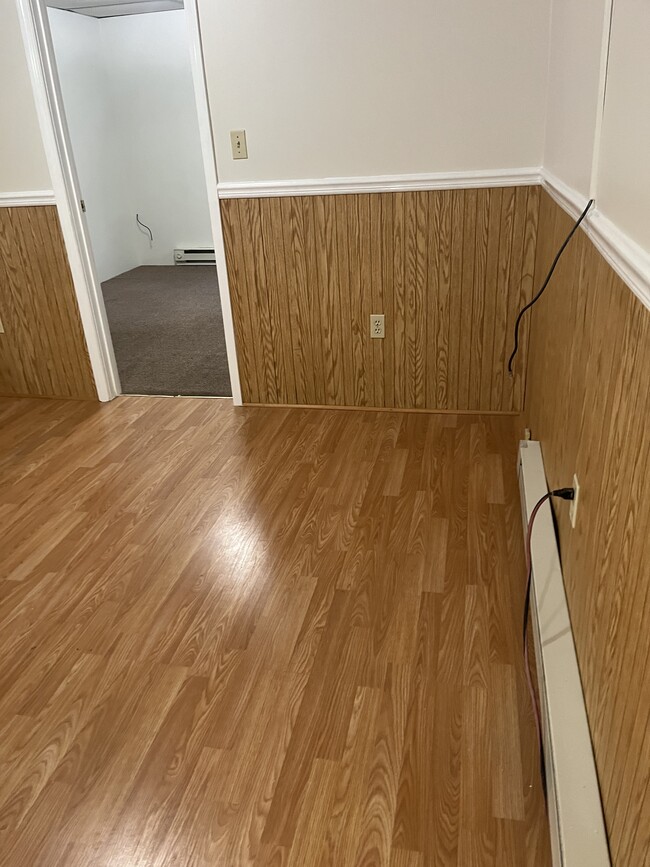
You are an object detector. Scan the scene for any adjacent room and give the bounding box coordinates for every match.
[47,0,231,396]
[0,0,648,865]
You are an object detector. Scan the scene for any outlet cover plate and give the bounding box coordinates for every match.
[569,474,580,528]
[370,314,385,338]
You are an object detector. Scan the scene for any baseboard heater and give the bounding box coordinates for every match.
[173,247,216,265]
[517,441,610,867]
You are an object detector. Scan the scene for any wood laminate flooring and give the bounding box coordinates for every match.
[0,396,551,866]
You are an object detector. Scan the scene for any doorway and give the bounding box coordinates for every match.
[44,0,232,397]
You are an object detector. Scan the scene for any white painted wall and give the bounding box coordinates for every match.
[596,0,650,250]
[48,8,212,281]
[48,8,139,282]
[0,0,51,192]
[101,11,213,266]
[542,0,610,198]
[198,0,550,183]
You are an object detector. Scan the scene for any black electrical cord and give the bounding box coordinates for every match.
[507,198,594,375]
[136,213,154,243]
[523,486,574,808]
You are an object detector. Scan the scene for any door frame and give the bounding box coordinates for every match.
[15,0,242,404]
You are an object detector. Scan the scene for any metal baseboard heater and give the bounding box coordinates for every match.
[518,441,610,867]
[174,247,216,265]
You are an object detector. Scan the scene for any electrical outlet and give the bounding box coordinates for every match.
[230,130,248,160]
[370,314,385,338]
[569,474,580,528]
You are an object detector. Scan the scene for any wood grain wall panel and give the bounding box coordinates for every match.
[221,186,540,412]
[525,190,650,867]
[0,206,96,399]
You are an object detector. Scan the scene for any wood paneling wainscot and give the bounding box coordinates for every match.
[525,191,650,867]
[221,186,540,412]
[0,205,96,399]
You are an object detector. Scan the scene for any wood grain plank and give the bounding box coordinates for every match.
[369,194,385,407]
[347,195,367,406]
[242,198,278,402]
[468,189,489,410]
[380,194,395,409]
[491,187,515,410]
[335,195,354,407]
[436,189,452,409]
[393,193,407,408]
[260,197,296,404]
[0,206,96,399]
[221,199,261,402]
[448,190,465,410]
[479,188,502,410]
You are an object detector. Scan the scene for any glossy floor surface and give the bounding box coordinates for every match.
[0,397,550,866]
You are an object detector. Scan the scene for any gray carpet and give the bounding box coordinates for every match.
[101,265,231,397]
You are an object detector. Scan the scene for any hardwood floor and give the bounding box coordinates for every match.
[0,396,550,866]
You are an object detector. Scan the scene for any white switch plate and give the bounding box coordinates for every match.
[370,314,385,338]
[569,474,580,528]
[230,130,248,160]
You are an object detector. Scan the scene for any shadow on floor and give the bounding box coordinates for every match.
[101,265,232,397]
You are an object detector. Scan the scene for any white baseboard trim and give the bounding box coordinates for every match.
[518,441,611,867]
[0,190,56,207]
[541,170,650,313]
[217,167,542,199]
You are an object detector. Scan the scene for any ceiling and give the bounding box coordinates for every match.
[46,0,183,18]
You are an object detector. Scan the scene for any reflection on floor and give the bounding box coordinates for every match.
[101,265,231,396]
[0,397,551,866]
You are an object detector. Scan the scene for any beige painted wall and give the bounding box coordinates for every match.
[542,0,609,198]
[0,0,51,193]
[198,0,550,183]
[596,0,650,250]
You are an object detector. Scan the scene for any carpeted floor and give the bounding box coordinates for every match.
[101,265,231,396]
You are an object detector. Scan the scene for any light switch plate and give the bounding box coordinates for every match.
[230,130,248,160]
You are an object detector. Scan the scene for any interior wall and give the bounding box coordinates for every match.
[0,0,51,193]
[525,191,650,867]
[48,8,212,281]
[101,10,213,266]
[542,0,610,197]
[48,8,139,283]
[198,0,550,183]
[596,0,650,250]
[221,185,539,411]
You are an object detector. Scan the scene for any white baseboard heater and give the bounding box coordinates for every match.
[173,247,216,265]
[517,441,610,867]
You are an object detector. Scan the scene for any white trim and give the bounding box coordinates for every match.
[185,0,242,405]
[16,0,120,401]
[0,190,55,207]
[217,167,542,199]
[540,169,585,219]
[542,169,650,312]
[587,211,650,313]
[518,441,611,867]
